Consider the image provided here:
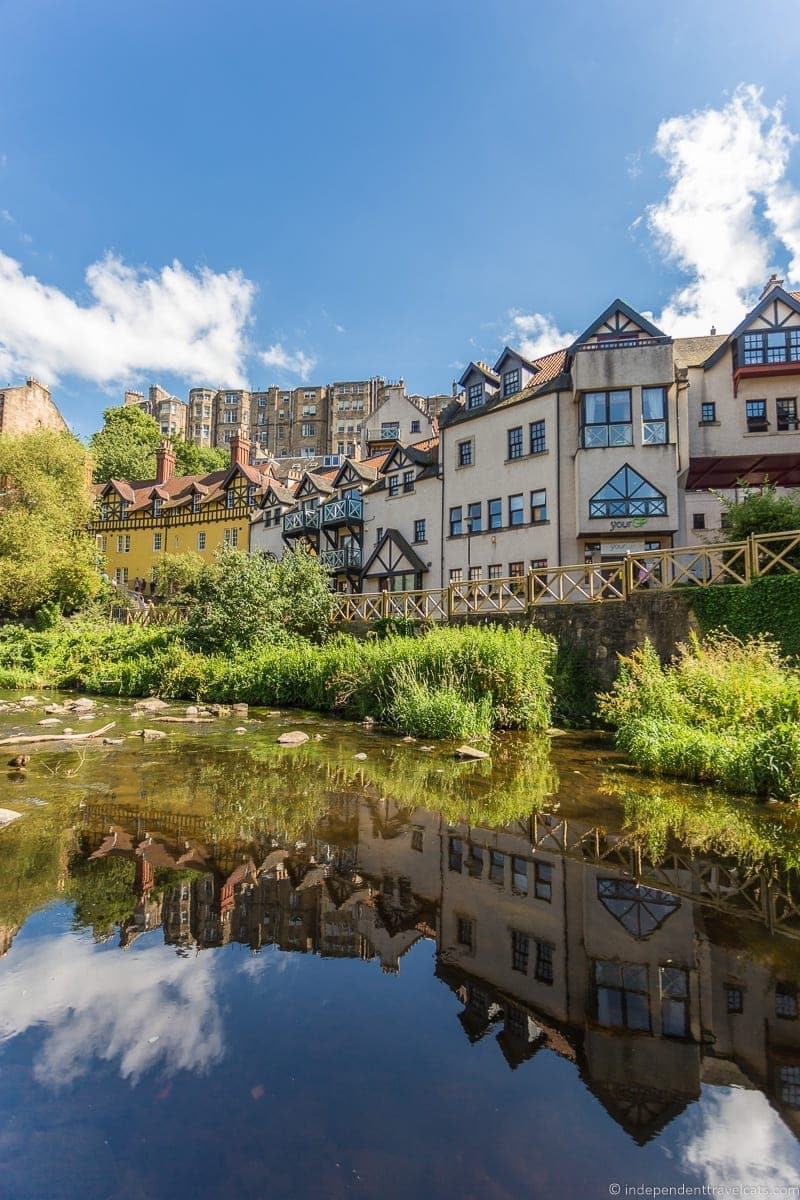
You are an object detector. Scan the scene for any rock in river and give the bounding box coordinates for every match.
[137,729,167,741]
[277,731,309,746]
[454,745,490,761]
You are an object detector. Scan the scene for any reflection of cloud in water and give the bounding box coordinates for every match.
[0,932,224,1087]
[682,1087,800,1189]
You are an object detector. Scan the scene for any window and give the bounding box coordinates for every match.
[530,489,548,524]
[776,984,799,1019]
[226,490,236,509]
[660,966,689,1038]
[700,402,716,424]
[375,526,384,543]
[512,856,528,895]
[381,422,400,439]
[642,386,667,444]
[467,845,483,877]
[224,528,239,548]
[508,493,524,526]
[777,397,798,431]
[779,1065,800,1108]
[488,564,502,580]
[746,399,768,432]
[509,561,524,578]
[197,532,206,551]
[467,382,484,409]
[693,512,706,530]
[457,917,475,950]
[535,941,554,984]
[153,533,162,551]
[468,566,481,581]
[411,419,421,434]
[114,567,129,587]
[595,961,650,1031]
[531,558,547,571]
[457,439,473,467]
[448,836,463,872]
[449,506,463,537]
[116,535,131,553]
[590,466,667,518]
[530,419,546,454]
[582,390,633,447]
[467,501,482,533]
[508,426,524,459]
[413,519,426,543]
[403,470,414,493]
[534,860,552,901]
[152,498,162,517]
[503,367,520,397]
[725,984,743,1014]
[741,328,800,365]
[411,828,423,852]
[488,498,502,530]
[489,850,504,884]
[511,930,529,973]
[505,1004,528,1042]
[301,423,315,438]
[449,568,463,583]
[388,474,400,497]
[597,879,680,938]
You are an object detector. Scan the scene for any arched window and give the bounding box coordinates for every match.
[590,466,666,519]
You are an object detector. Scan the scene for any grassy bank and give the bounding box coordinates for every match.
[0,619,555,740]
[600,635,800,800]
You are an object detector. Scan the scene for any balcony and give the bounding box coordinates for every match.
[318,545,362,572]
[321,495,363,526]
[282,507,321,536]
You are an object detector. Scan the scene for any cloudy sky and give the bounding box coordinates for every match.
[0,0,799,433]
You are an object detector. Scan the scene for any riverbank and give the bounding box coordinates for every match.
[0,620,556,740]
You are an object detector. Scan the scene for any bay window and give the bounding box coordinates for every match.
[642,387,667,444]
[582,390,633,447]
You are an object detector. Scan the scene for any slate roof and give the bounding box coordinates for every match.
[442,348,569,429]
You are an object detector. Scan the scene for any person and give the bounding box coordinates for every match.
[637,561,651,589]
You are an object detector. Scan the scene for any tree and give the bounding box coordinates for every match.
[0,430,101,617]
[172,437,229,476]
[152,551,205,600]
[717,484,800,540]
[89,405,161,482]
[267,544,336,641]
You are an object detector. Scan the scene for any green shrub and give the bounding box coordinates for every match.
[601,633,800,799]
[692,574,800,658]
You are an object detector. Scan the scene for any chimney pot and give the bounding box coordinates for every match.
[759,273,784,300]
[155,439,176,485]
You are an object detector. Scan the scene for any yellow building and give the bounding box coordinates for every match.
[92,436,271,592]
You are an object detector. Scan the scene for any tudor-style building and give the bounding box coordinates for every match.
[92,435,270,591]
[359,438,442,592]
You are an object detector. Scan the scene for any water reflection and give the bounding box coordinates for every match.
[1,708,800,1196]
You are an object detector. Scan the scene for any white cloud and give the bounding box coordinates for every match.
[0,251,257,388]
[648,84,800,334]
[259,342,317,380]
[0,930,224,1088]
[682,1086,800,1190]
[505,310,577,360]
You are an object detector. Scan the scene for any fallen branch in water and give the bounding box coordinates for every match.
[0,722,116,746]
[150,716,216,724]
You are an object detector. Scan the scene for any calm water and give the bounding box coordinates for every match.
[1,694,800,1200]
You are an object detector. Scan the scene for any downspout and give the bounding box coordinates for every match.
[439,423,446,590]
[555,389,562,566]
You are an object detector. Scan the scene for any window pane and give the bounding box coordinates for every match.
[642,387,666,420]
[597,986,623,1027]
[584,393,607,423]
[608,390,632,422]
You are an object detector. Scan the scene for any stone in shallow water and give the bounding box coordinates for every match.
[453,745,489,761]
[0,809,21,828]
[133,698,169,713]
[137,729,167,741]
[353,752,367,761]
[277,730,309,746]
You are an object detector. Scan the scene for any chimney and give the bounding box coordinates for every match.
[709,325,717,336]
[155,439,176,485]
[760,273,784,300]
[230,434,252,468]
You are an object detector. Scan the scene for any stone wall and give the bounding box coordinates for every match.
[0,379,68,435]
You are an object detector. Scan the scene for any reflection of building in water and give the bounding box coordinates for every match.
[76,799,800,1142]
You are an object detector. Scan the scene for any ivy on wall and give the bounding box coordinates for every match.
[691,575,800,658]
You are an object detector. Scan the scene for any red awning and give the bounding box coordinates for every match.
[686,453,800,490]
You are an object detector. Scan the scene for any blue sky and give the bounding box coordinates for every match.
[0,0,799,435]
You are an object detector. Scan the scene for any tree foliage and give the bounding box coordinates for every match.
[89,405,229,483]
[717,484,800,540]
[183,544,335,653]
[0,430,101,617]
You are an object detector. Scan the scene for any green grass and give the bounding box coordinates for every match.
[600,634,800,800]
[0,619,556,739]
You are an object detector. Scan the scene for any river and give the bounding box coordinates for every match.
[0,693,799,1199]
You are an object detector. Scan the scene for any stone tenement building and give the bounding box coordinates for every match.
[124,377,445,461]
[0,377,69,436]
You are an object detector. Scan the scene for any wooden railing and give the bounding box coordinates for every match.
[331,529,800,624]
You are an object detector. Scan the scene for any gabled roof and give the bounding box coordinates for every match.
[361,528,428,577]
[441,348,569,429]
[703,284,800,370]
[294,470,335,498]
[93,462,273,517]
[458,360,500,387]
[330,450,390,489]
[569,298,666,349]
[492,345,540,375]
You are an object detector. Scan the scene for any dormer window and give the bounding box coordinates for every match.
[467,382,484,410]
[503,368,520,397]
[152,498,162,517]
[192,493,201,513]
[226,489,236,509]
[247,484,257,507]
[741,329,800,366]
[100,501,110,520]
[119,501,128,520]
[388,474,400,497]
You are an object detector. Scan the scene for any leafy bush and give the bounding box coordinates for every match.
[692,575,800,659]
[600,634,800,799]
[716,483,800,541]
